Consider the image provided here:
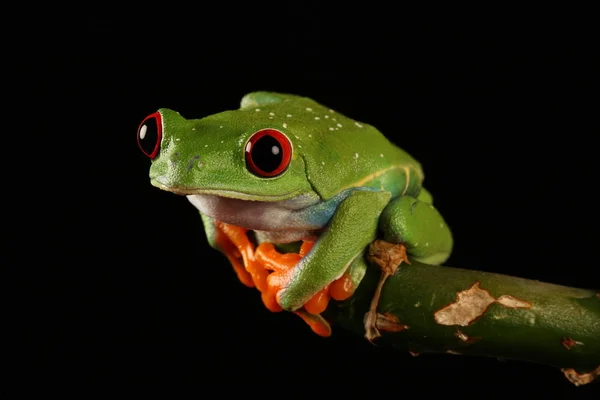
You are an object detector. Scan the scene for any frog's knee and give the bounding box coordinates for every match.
[417,187,434,205]
[412,251,451,265]
[379,196,418,243]
[379,196,453,264]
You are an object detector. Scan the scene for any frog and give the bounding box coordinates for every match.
[137,92,453,338]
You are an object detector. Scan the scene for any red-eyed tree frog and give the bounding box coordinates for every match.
[138,92,453,337]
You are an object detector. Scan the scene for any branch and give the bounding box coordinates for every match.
[330,259,600,386]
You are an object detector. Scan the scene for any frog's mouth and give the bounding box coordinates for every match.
[150,179,314,202]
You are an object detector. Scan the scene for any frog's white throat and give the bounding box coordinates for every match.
[186,193,324,243]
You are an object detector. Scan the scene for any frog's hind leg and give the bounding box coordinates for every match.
[380,192,453,264]
[364,193,453,341]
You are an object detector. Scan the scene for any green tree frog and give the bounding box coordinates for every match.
[138,92,453,337]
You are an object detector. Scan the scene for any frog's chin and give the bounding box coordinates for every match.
[150,180,315,203]
[186,193,323,233]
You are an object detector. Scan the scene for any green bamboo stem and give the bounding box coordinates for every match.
[330,260,600,386]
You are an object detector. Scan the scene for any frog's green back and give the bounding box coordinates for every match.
[240,92,424,200]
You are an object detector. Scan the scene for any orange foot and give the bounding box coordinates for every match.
[214,221,356,337]
[255,241,355,337]
[214,221,273,308]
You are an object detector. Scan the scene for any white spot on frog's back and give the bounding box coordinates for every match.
[269,112,275,116]
[192,127,196,131]
[337,123,343,128]
[314,116,320,120]
[354,153,359,159]
[175,138,181,141]
[306,107,313,112]
[283,123,288,128]
[287,114,293,118]
[380,153,384,157]
[255,108,261,112]
[355,122,363,128]
[139,124,147,139]
[329,127,335,131]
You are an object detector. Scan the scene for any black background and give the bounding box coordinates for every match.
[18,5,598,397]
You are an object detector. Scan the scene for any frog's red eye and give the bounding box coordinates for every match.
[245,129,292,177]
[137,112,162,159]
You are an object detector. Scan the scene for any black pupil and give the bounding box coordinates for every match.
[139,117,159,155]
[251,135,283,173]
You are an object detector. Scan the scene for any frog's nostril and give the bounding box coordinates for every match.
[138,112,162,159]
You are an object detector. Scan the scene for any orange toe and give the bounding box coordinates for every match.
[329,273,354,301]
[294,310,332,337]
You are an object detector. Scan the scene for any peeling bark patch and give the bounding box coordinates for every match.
[434,281,534,326]
[455,329,479,344]
[408,350,420,357]
[561,337,583,350]
[561,365,600,386]
[368,240,410,274]
[496,295,532,309]
[446,350,462,355]
[456,330,469,342]
[434,282,495,326]
[376,312,410,332]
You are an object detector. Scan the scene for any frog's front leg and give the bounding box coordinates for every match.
[274,190,393,312]
[364,193,453,341]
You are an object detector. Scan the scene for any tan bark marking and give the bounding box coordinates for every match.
[561,337,583,350]
[434,281,533,326]
[376,312,410,333]
[455,329,469,342]
[495,294,532,309]
[364,241,410,342]
[561,365,600,386]
[408,350,420,357]
[434,282,495,326]
[367,240,411,274]
[446,350,462,355]
[455,329,480,344]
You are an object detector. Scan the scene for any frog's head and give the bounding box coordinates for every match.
[137,93,319,203]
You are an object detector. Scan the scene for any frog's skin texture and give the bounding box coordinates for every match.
[138,92,453,336]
